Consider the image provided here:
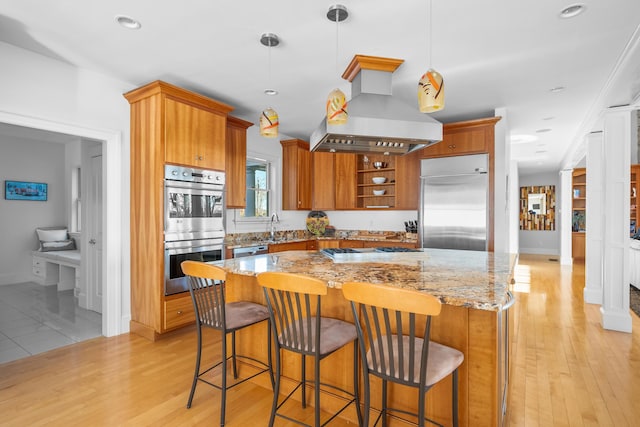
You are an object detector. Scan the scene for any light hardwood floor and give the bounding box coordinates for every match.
[1,254,639,426]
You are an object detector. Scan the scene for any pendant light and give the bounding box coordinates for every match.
[260,33,279,138]
[418,0,445,113]
[326,4,348,125]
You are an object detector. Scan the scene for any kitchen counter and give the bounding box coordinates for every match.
[212,248,516,311]
[213,248,516,426]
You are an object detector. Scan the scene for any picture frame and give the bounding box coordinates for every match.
[4,180,48,201]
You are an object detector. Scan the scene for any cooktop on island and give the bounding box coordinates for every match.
[321,247,421,260]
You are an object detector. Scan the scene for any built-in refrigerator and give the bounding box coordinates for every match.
[419,153,489,251]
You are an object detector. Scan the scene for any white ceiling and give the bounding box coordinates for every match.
[1,0,639,174]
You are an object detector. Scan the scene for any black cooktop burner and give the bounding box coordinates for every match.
[374,247,421,253]
[320,248,360,257]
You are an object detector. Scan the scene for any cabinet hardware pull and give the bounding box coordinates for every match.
[177,310,183,315]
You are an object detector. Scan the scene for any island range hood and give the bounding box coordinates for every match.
[310,55,443,155]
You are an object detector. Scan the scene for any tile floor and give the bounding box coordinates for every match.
[0,282,101,364]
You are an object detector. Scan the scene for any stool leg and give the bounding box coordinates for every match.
[301,354,307,409]
[418,385,426,427]
[269,346,281,427]
[186,322,202,409]
[363,366,370,427]
[267,320,275,389]
[220,330,227,427]
[232,331,238,379]
[314,354,321,427]
[353,341,362,426]
[452,369,459,427]
[381,379,388,427]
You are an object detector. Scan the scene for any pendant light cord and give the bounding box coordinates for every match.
[335,9,340,75]
[428,0,433,67]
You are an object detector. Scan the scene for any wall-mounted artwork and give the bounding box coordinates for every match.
[520,185,555,230]
[4,180,48,201]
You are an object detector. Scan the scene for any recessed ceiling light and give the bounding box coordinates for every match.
[510,134,538,144]
[115,15,141,30]
[264,89,278,96]
[550,86,565,93]
[559,4,586,19]
[536,128,552,133]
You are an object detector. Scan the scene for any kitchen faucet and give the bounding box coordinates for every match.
[270,213,280,241]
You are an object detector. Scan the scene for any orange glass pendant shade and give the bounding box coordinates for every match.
[418,68,445,113]
[259,107,279,138]
[326,88,348,125]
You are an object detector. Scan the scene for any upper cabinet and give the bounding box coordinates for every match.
[281,139,311,210]
[226,115,253,208]
[125,80,233,171]
[421,117,499,158]
[311,151,336,211]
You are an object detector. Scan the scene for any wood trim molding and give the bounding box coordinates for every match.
[341,55,405,82]
[123,80,234,114]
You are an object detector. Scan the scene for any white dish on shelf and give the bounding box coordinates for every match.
[373,189,386,196]
[372,177,386,184]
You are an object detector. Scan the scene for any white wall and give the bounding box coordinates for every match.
[519,171,560,255]
[0,137,67,284]
[0,41,133,332]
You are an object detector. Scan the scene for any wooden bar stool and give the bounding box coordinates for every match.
[342,282,464,427]
[257,271,362,427]
[181,261,273,427]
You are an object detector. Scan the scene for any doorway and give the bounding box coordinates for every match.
[0,110,124,338]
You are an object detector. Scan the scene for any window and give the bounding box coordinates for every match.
[239,157,271,219]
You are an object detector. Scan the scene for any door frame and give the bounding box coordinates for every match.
[0,110,124,337]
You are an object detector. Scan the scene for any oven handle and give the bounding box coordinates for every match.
[165,244,224,256]
[165,179,224,192]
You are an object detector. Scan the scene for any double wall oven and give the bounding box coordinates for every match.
[164,165,225,295]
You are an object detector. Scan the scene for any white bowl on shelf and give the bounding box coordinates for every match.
[373,189,386,196]
[372,177,386,184]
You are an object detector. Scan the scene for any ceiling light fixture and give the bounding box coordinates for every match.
[115,15,141,30]
[259,33,280,138]
[536,128,552,133]
[550,86,565,93]
[559,4,586,19]
[326,4,349,126]
[418,0,444,113]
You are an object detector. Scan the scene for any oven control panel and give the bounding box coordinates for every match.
[165,165,225,186]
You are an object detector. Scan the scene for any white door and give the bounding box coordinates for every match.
[87,149,103,313]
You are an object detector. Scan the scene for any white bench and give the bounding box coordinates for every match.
[32,250,81,292]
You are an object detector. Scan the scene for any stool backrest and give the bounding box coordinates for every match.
[257,272,327,355]
[181,260,227,329]
[342,282,442,385]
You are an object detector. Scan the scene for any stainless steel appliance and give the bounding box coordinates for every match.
[232,245,268,258]
[164,165,225,295]
[419,154,488,251]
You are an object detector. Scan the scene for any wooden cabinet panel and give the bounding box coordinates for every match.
[361,240,417,249]
[339,240,364,249]
[316,239,340,249]
[124,80,234,339]
[164,97,226,170]
[164,295,195,331]
[335,154,357,209]
[268,240,310,253]
[312,151,335,210]
[395,149,421,210]
[226,116,253,208]
[281,139,311,210]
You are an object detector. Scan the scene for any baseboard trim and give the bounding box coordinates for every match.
[600,306,632,333]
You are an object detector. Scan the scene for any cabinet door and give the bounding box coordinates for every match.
[281,139,311,210]
[165,97,226,170]
[268,241,309,253]
[226,117,252,208]
[312,152,335,210]
[335,154,357,209]
[395,150,421,210]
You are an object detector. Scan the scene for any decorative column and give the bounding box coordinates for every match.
[560,169,573,265]
[601,108,633,332]
[584,132,604,303]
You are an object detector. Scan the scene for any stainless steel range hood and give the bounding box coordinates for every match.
[310,55,442,155]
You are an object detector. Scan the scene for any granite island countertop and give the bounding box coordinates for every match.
[211,248,517,311]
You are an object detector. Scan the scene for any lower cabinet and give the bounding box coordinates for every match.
[163,294,195,331]
[268,240,312,253]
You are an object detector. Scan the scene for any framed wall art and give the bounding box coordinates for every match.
[4,180,48,201]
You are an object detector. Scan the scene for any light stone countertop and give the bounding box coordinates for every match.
[211,249,518,311]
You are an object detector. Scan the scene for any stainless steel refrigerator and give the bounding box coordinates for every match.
[419,153,488,251]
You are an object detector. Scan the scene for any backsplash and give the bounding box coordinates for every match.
[225,229,415,245]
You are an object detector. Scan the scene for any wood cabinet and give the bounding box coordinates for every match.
[281,139,311,210]
[572,168,586,260]
[225,115,253,208]
[311,151,335,210]
[335,154,358,209]
[356,154,397,209]
[164,95,228,171]
[124,80,233,340]
[268,240,312,253]
[395,149,421,210]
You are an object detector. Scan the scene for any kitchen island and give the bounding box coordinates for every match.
[212,248,517,426]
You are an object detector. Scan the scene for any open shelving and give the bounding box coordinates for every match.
[356,154,396,209]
